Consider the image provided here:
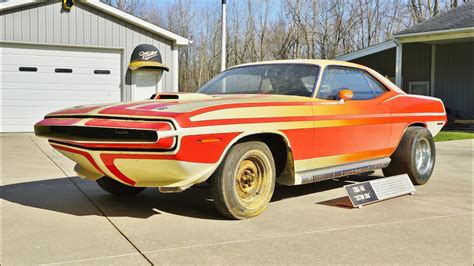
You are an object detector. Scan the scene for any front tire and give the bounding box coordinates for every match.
[96,176,146,196]
[210,141,276,219]
[383,127,436,185]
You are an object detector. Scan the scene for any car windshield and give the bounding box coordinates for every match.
[198,64,320,97]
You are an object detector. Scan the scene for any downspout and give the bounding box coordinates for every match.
[394,38,403,89]
[220,0,227,72]
[171,43,179,92]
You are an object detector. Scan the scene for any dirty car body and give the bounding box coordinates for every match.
[35,60,446,218]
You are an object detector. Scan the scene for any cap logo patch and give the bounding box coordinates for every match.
[139,51,159,61]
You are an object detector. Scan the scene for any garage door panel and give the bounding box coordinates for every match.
[2,118,49,130]
[1,64,120,74]
[3,107,68,119]
[3,89,120,101]
[4,72,120,85]
[1,125,39,132]
[2,98,120,107]
[3,105,101,118]
[1,45,121,132]
[2,83,121,93]
[2,46,121,59]
[2,55,120,69]
[1,118,40,125]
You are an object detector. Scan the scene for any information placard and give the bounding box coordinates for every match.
[345,174,415,208]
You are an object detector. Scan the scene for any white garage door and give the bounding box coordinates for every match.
[0,44,121,132]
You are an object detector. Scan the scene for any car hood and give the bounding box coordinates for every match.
[46,93,312,121]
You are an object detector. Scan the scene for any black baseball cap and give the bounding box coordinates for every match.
[128,44,169,71]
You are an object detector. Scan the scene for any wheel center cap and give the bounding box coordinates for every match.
[241,169,256,189]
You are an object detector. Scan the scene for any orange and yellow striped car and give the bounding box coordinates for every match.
[34,60,446,219]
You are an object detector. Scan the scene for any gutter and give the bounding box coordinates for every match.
[394,27,474,38]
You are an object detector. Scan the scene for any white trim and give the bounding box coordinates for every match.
[336,40,396,61]
[0,0,43,11]
[0,0,189,46]
[0,40,124,51]
[395,40,403,88]
[382,94,445,106]
[430,45,436,97]
[171,45,179,92]
[426,121,445,137]
[394,27,474,38]
[220,1,227,72]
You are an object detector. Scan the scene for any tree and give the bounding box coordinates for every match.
[103,0,465,92]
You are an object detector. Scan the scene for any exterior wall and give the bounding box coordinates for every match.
[401,43,432,92]
[350,48,396,79]
[435,41,474,119]
[0,0,176,100]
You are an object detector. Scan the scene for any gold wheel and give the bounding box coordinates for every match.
[211,141,276,219]
[234,153,270,208]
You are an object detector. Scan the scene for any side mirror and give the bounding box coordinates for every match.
[338,89,353,101]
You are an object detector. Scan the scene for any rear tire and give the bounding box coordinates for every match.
[383,127,436,185]
[96,176,146,196]
[210,141,276,219]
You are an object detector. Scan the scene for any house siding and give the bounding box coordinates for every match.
[401,43,432,92]
[0,0,176,100]
[435,41,474,119]
[351,48,396,79]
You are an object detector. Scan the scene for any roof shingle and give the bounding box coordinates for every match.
[396,2,474,35]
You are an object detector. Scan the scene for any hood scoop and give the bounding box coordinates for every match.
[152,93,215,101]
[152,94,179,100]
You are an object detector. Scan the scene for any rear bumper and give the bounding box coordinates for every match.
[51,142,217,189]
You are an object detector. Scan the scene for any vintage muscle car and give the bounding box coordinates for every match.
[34,60,446,219]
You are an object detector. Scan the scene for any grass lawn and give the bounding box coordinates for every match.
[434,131,474,142]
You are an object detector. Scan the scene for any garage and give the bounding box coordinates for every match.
[1,44,121,132]
[0,0,189,132]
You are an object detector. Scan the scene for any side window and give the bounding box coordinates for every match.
[362,72,388,97]
[301,76,317,93]
[317,66,386,100]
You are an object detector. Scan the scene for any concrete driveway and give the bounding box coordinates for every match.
[1,134,472,264]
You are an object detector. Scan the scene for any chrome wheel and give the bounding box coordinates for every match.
[415,138,432,175]
[383,127,435,185]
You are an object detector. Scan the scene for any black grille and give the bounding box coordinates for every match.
[34,125,158,142]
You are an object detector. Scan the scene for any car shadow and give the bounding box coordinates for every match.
[0,173,384,220]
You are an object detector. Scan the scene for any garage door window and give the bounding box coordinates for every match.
[18,67,38,72]
[55,68,73,73]
[94,70,111,74]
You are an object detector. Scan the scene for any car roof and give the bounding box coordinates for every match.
[227,59,365,70]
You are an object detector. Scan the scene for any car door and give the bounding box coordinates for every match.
[309,65,392,170]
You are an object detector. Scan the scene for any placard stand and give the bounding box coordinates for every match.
[344,174,415,208]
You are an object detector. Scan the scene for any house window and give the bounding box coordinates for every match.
[409,81,430,96]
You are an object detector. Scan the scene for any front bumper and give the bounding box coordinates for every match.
[35,117,239,190]
[51,141,217,189]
